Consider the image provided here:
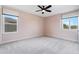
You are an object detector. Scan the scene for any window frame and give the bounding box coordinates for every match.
[61,18,70,30]
[69,16,78,30]
[0,14,2,34]
[61,16,79,31]
[78,17,79,30]
[2,13,18,34]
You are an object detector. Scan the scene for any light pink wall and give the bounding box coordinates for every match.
[0,6,2,43]
[45,15,77,41]
[2,7,44,43]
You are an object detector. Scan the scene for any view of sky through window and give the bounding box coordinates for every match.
[62,16,78,29]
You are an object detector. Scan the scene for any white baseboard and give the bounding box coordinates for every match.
[45,35,78,43]
[0,35,78,45]
[0,35,43,45]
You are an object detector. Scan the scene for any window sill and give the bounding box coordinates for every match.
[3,31,18,34]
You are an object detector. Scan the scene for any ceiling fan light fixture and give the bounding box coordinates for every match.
[42,10,45,12]
[41,10,45,14]
[42,10,45,14]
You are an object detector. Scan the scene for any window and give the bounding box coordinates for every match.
[62,16,78,30]
[3,14,18,32]
[70,16,78,29]
[62,18,69,29]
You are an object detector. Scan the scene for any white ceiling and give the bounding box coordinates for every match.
[6,5,79,17]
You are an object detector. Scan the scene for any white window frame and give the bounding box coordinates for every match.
[61,17,70,31]
[0,15,2,34]
[78,17,79,30]
[2,14,18,34]
[61,16,79,31]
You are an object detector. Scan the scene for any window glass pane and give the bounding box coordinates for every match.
[3,14,18,32]
[70,16,78,29]
[62,18,69,29]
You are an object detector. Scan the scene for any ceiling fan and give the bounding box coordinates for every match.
[36,5,52,14]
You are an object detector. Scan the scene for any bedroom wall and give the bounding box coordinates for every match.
[45,15,78,41]
[0,6,2,43]
[1,6,44,43]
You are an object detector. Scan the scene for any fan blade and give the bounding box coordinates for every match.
[45,5,52,9]
[36,10,42,12]
[45,10,51,12]
[42,6,45,9]
[37,5,43,9]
